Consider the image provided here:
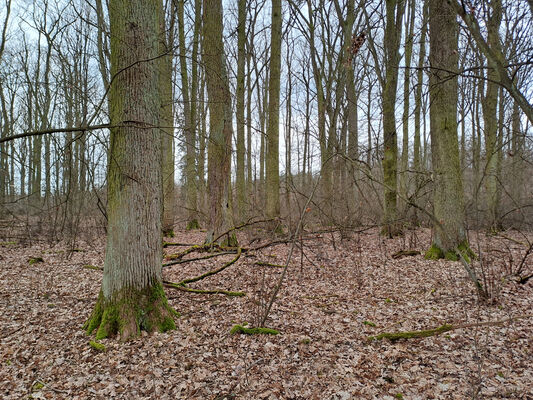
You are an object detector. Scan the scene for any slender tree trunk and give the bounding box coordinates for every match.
[482,0,502,231]
[265,0,282,224]
[382,0,406,237]
[235,0,247,223]
[400,0,415,202]
[413,1,428,223]
[176,0,199,231]
[85,0,176,341]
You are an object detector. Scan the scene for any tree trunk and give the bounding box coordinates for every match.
[235,0,246,223]
[203,0,237,246]
[85,0,176,341]
[426,0,469,258]
[481,0,502,231]
[265,0,282,224]
[161,1,176,235]
[382,0,406,237]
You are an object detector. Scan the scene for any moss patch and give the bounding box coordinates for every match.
[28,257,44,265]
[89,340,106,352]
[84,283,178,341]
[186,219,201,230]
[163,229,175,238]
[230,324,279,335]
[425,241,475,262]
[424,243,444,260]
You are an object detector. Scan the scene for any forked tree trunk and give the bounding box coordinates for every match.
[85,0,176,341]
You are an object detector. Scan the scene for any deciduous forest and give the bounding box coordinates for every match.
[1,0,532,398]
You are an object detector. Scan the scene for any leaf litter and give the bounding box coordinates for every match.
[0,228,532,399]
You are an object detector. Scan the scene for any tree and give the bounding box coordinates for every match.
[382,0,406,237]
[235,0,247,222]
[449,0,533,125]
[203,0,237,246]
[481,0,503,230]
[161,0,177,235]
[85,0,176,341]
[176,0,198,230]
[265,0,282,223]
[425,0,470,259]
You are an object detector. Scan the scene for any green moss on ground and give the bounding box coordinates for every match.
[89,340,106,352]
[163,229,175,238]
[28,257,44,265]
[230,324,279,335]
[186,219,201,230]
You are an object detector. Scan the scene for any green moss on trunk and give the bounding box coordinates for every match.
[84,283,178,341]
[425,241,475,262]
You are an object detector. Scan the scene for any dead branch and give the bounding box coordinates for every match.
[368,313,533,342]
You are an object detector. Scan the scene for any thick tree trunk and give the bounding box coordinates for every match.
[85,0,176,341]
[426,0,469,258]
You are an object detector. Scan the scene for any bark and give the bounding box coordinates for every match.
[413,1,428,222]
[235,0,246,222]
[203,0,237,246]
[382,0,406,236]
[426,0,468,255]
[265,0,282,223]
[85,0,176,341]
[481,0,502,231]
[177,0,198,230]
[400,0,415,201]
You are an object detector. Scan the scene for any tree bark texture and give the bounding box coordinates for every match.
[203,0,237,245]
[265,0,282,222]
[427,0,468,254]
[85,0,176,341]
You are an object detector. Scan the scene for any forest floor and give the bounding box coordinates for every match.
[0,226,532,399]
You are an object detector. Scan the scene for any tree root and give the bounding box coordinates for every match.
[368,314,533,342]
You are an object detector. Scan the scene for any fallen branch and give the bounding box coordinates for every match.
[368,313,533,342]
[163,281,244,297]
[391,250,421,259]
[163,248,244,297]
[163,250,237,268]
